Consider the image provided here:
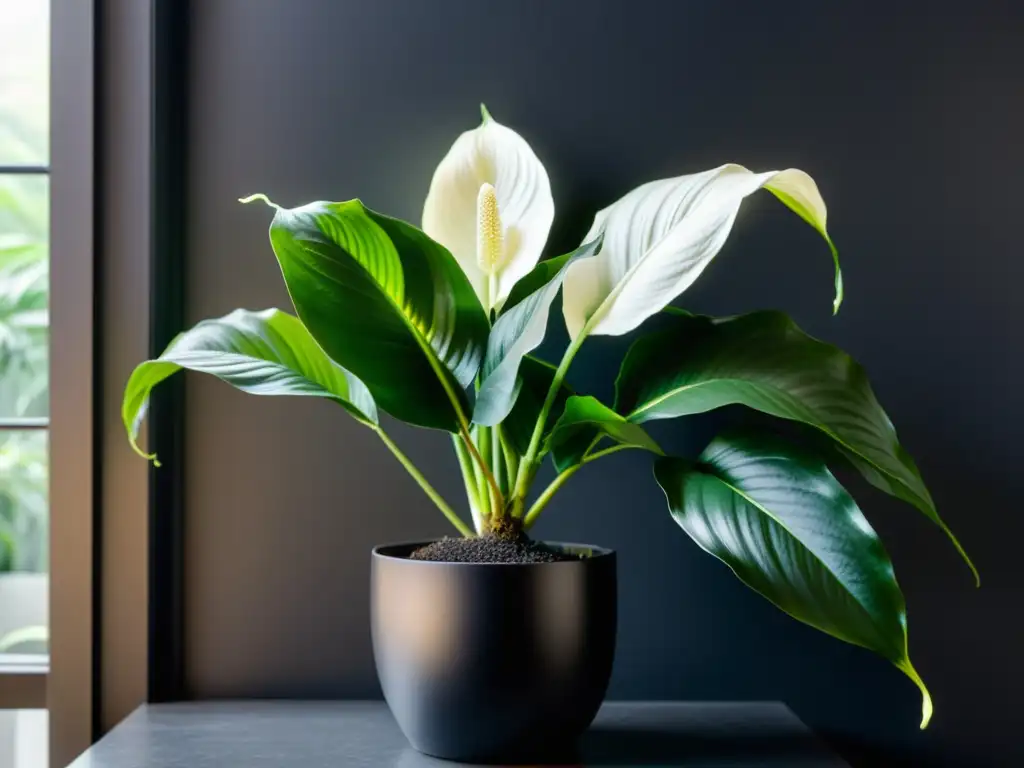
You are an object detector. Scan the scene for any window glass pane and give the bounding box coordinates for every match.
[0,431,48,656]
[0,710,47,768]
[0,0,49,165]
[0,0,49,685]
[0,175,48,419]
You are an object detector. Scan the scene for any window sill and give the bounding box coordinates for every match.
[0,656,48,709]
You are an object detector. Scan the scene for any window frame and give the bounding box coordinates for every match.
[2,3,189,763]
[0,0,56,721]
[53,1,188,764]
[0,3,53,713]
[47,0,97,764]
[0,654,46,709]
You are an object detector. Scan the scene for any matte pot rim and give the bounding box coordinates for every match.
[371,539,615,567]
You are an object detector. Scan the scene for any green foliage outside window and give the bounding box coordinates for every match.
[0,0,50,576]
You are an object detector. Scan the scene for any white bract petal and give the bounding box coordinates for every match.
[422,107,555,312]
[562,163,841,340]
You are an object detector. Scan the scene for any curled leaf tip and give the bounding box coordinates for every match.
[479,103,493,123]
[134,447,161,466]
[128,436,161,466]
[828,238,843,315]
[899,660,933,729]
[238,193,281,210]
[966,552,981,588]
[919,685,934,729]
[832,275,844,314]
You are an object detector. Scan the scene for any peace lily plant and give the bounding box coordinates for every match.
[123,106,975,729]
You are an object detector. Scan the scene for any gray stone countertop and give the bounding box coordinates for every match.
[69,700,849,767]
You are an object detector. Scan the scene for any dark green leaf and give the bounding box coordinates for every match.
[122,309,376,463]
[265,198,489,431]
[654,429,932,727]
[617,310,975,583]
[474,236,602,426]
[547,395,662,472]
[502,355,572,456]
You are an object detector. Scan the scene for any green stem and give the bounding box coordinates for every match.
[523,444,639,529]
[376,427,473,537]
[452,434,484,534]
[491,424,504,495]
[513,331,587,498]
[468,427,489,518]
[523,465,581,528]
[461,424,502,518]
[412,327,502,518]
[499,427,519,495]
[480,424,494,503]
[586,443,638,463]
[487,273,498,315]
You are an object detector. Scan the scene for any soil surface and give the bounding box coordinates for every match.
[410,535,580,564]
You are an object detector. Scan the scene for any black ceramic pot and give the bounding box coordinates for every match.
[371,540,617,763]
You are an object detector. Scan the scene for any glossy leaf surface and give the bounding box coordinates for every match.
[265,198,489,431]
[547,395,662,472]
[123,309,376,462]
[654,430,931,727]
[617,310,975,582]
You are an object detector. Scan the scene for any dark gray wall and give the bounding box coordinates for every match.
[182,2,1023,765]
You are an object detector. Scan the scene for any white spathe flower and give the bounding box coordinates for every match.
[422,106,554,313]
[562,163,841,340]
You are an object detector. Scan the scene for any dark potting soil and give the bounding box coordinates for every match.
[410,535,580,564]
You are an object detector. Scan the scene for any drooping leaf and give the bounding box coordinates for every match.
[260,197,490,432]
[547,395,662,472]
[502,355,573,456]
[422,105,555,312]
[654,430,932,728]
[562,164,841,340]
[473,236,602,427]
[616,310,975,582]
[122,309,377,463]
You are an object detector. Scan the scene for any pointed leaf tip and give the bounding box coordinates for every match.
[828,238,843,314]
[898,660,933,729]
[128,438,160,466]
[238,193,281,210]
[480,103,492,123]
[656,431,935,731]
